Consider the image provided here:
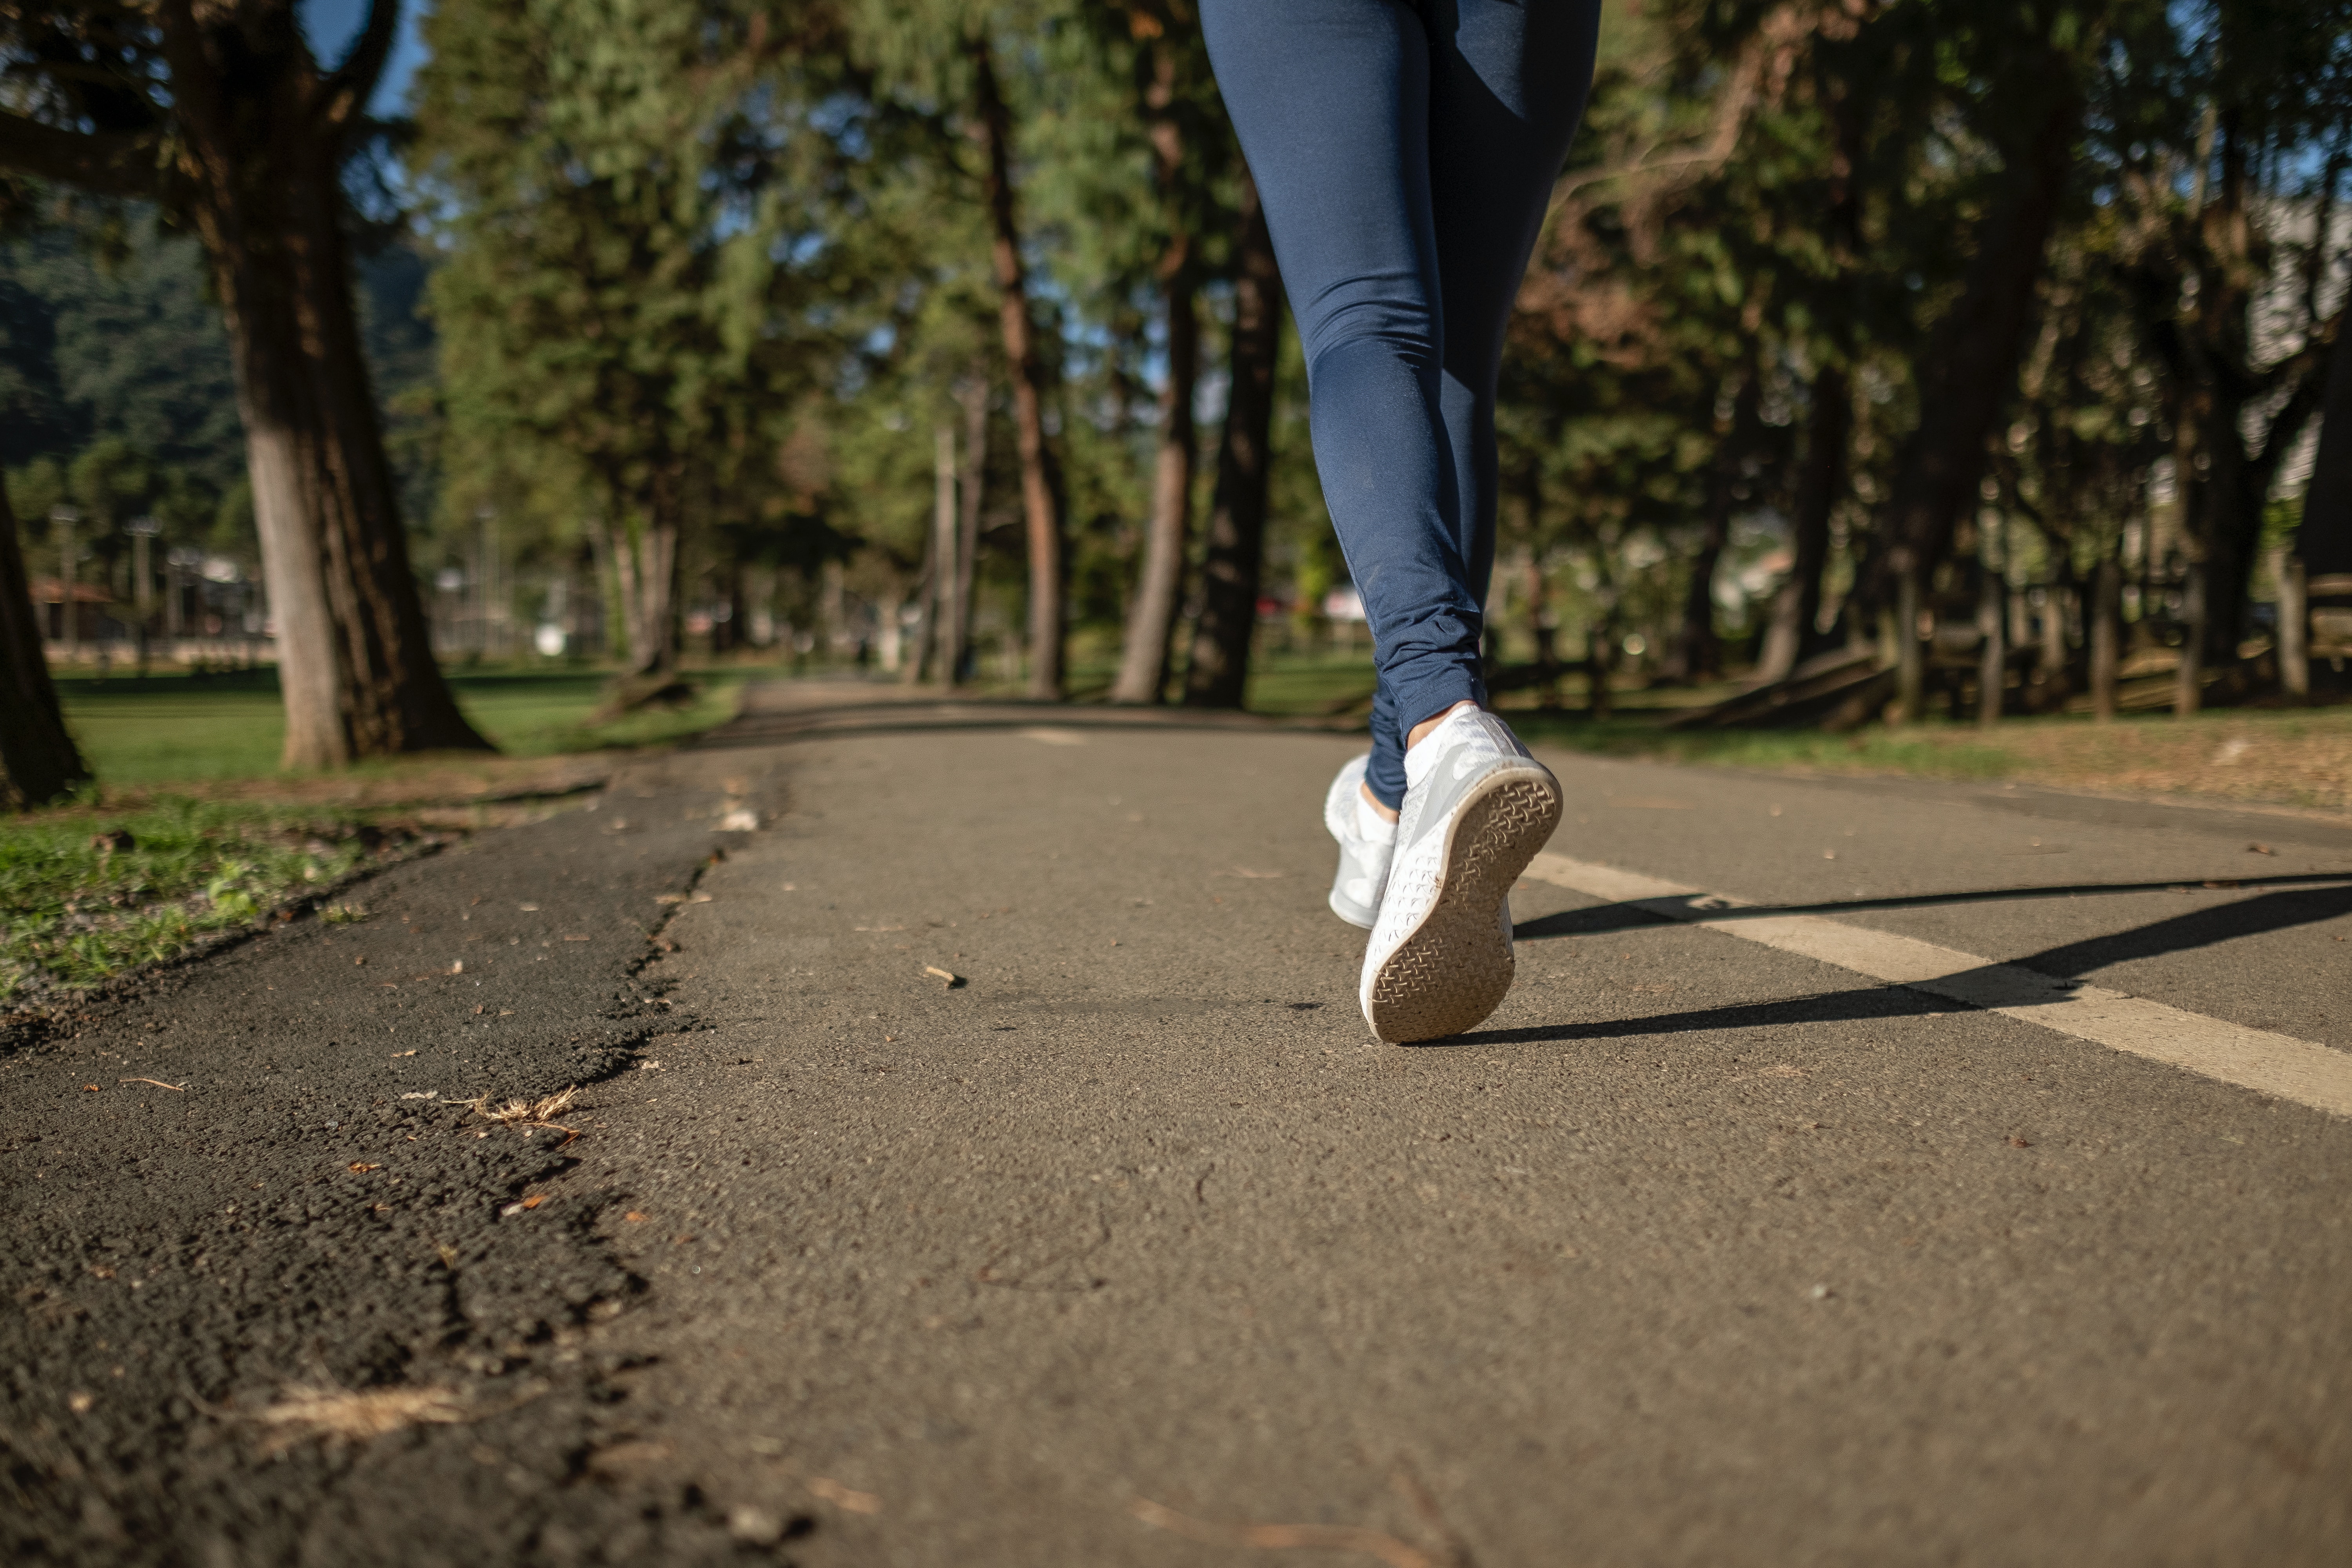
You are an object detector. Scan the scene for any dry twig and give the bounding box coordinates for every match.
[1128,1499,1440,1568]
[118,1078,186,1091]
[251,1385,469,1451]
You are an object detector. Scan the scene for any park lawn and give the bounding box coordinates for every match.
[0,797,411,1008]
[1,664,757,1008]
[1510,703,2352,815]
[51,663,756,787]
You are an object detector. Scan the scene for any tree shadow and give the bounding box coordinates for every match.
[1510,872,2352,942]
[1455,881,2352,1048]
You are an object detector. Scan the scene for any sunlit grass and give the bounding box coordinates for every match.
[50,662,759,785]
[0,799,392,1004]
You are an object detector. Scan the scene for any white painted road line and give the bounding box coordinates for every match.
[1522,851,2352,1120]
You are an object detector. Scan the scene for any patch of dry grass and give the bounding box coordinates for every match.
[470,1085,581,1133]
[1967,710,2352,811]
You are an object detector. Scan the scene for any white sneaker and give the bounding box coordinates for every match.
[1323,753,1394,929]
[1358,707,1562,1043]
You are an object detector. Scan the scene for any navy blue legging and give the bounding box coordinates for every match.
[1201,0,1601,806]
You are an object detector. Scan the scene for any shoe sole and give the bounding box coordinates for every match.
[1363,768,1563,1044]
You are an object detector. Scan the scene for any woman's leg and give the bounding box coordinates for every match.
[1426,0,1604,610]
[1199,0,1464,810]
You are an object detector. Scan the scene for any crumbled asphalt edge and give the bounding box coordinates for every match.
[0,777,798,1567]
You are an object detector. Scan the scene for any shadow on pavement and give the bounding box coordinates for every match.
[1510,871,2352,942]
[1471,882,2352,1048]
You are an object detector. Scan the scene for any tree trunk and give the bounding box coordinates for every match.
[1976,564,2005,724]
[967,35,1067,702]
[1668,365,1761,684]
[2302,320,2352,579]
[916,422,956,684]
[951,375,988,687]
[158,2,488,768]
[1521,468,1562,707]
[1867,71,2082,612]
[2175,561,2205,716]
[1756,366,1847,684]
[1183,167,1282,709]
[0,472,91,808]
[1111,36,1200,706]
[606,516,680,680]
[2090,556,2120,720]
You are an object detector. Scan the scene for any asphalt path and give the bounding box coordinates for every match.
[7,677,2351,1566]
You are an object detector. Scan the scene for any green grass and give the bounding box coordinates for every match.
[1507,711,2024,780]
[0,799,394,1006]
[50,663,757,786]
[3,663,757,1005]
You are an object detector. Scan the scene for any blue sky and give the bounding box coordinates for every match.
[296,0,432,117]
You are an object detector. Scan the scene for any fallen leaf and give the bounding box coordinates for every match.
[2248,842,2276,855]
[392,1050,417,1058]
[81,1085,100,1093]
[520,1194,545,1210]
[2007,1135,2032,1148]
[623,1211,648,1223]
[348,1162,381,1173]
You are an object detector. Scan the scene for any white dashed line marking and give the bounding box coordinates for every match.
[1523,852,2352,1119]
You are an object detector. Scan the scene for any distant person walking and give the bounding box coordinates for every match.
[1200,0,1602,1042]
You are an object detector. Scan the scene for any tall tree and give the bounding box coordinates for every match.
[1108,3,1210,705]
[1867,3,2103,616]
[0,0,489,767]
[1182,167,1281,707]
[966,33,1071,700]
[419,0,849,686]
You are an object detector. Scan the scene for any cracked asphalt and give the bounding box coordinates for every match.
[6,678,2351,1566]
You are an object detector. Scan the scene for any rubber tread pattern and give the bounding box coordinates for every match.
[1365,771,1562,1043]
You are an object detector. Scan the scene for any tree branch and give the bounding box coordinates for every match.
[0,110,161,199]
[316,0,403,133]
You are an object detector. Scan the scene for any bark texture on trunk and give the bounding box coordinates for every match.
[0,474,91,808]
[1183,167,1281,709]
[1756,366,1847,684]
[967,36,1067,701]
[1868,74,2082,612]
[1111,42,1200,706]
[156,0,488,768]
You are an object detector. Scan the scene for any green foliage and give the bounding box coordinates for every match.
[0,800,382,1000]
